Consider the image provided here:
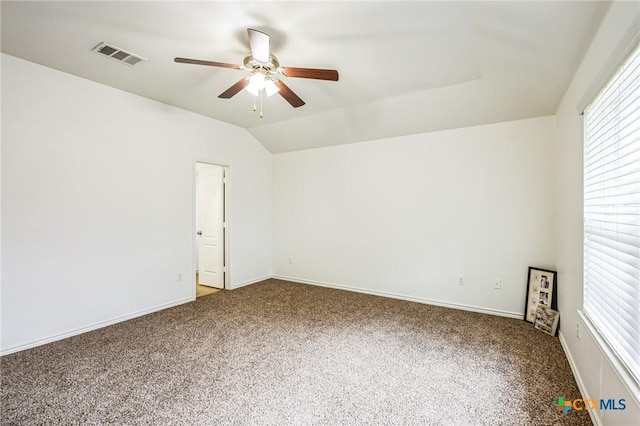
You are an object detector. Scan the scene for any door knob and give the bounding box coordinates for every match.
[197,231,202,236]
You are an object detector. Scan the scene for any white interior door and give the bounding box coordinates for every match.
[197,163,224,289]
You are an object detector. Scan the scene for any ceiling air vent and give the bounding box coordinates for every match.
[91,42,146,66]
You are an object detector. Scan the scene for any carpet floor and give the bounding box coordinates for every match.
[1,279,591,425]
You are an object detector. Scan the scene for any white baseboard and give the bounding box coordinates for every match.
[271,274,523,319]
[1,297,193,356]
[559,331,602,426]
[229,275,271,290]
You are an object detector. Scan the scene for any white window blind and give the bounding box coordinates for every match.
[584,43,640,384]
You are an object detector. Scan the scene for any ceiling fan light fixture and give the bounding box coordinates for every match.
[245,73,265,96]
[264,79,279,97]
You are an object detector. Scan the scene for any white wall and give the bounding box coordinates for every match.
[1,54,272,354]
[554,1,640,424]
[273,116,555,317]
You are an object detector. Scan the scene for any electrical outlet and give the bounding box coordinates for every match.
[493,279,501,290]
[458,276,465,286]
[288,257,292,265]
[177,273,183,282]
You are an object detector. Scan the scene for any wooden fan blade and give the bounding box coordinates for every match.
[281,67,339,81]
[274,80,305,108]
[218,78,250,99]
[174,57,241,69]
[247,28,270,64]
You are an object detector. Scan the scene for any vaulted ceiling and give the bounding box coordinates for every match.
[1,1,607,153]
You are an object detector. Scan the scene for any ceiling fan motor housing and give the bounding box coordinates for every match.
[243,53,280,77]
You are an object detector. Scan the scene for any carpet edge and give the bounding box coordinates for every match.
[229,275,272,290]
[272,274,523,319]
[0,297,193,356]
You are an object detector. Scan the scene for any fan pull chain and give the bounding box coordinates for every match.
[259,90,263,118]
[253,95,257,112]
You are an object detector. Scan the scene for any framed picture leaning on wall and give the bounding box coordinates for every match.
[524,267,558,323]
[533,305,560,336]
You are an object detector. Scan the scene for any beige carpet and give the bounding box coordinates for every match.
[1,279,590,425]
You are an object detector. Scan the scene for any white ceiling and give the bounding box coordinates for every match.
[1,1,607,153]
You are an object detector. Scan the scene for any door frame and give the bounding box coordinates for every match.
[193,160,230,296]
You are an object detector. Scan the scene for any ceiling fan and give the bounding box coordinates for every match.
[174,28,339,115]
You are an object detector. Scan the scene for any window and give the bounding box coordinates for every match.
[583,43,640,384]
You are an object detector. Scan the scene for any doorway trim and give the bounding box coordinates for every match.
[193,159,230,297]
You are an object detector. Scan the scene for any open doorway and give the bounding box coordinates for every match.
[195,162,228,297]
